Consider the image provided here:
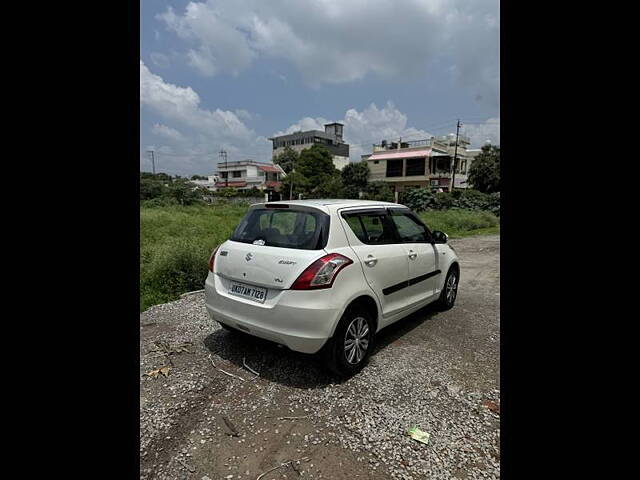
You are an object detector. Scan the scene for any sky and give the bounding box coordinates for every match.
[140,0,500,176]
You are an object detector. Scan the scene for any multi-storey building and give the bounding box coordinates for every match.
[214,160,285,193]
[363,134,474,199]
[269,122,350,171]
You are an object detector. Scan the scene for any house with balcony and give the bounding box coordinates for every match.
[363,134,473,199]
[269,122,350,171]
[214,160,286,193]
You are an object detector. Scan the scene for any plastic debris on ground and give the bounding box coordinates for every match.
[408,426,430,445]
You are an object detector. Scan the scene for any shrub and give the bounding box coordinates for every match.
[362,181,394,202]
[140,176,168,200]
[211,187,264,198]
[402,187,500,215]
[140,197,180,208]
[401,188,438,211]
[433,192,455,210]
[487,192,500,216]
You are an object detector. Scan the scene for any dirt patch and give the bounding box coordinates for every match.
[140,235,500,479]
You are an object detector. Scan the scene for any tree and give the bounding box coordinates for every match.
[467,145,500,193]
[293,144,341,198]
[362,181,394,202]
[273,146,299,174]
[309,175,344,199]
[166,178,202,205]
[140,176,167,200]
[280,170,304,200]
[341,161,370,198]
[297,144,338,179]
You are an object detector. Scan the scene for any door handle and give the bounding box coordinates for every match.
[364,255,377,267]
[408,250,417,260]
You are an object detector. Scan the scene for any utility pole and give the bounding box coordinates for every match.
[147,150,155,175]
[450,120,462,192]
[289,161,294,201]
[219,150,228,187]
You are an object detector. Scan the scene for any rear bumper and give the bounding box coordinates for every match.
[204,272,339,354]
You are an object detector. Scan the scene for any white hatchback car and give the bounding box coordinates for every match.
[205,199,460,376]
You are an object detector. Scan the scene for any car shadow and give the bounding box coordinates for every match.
[370,303,440,355]
[203,327,337,389]
[202,303,440,390]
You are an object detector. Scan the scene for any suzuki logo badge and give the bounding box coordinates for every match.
[245,253,253,262]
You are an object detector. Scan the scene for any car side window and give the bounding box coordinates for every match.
[343,212,395,245]
[390,211,430,243]
[345,216,367,243]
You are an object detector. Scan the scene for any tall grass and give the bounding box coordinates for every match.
[419,209,500,238]
[140,204,499,311]
[140,204,247,311]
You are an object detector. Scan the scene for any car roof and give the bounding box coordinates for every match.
[254,199,406,210]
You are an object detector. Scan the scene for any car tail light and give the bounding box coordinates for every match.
[208,245,220,272]
[290,253,353,290]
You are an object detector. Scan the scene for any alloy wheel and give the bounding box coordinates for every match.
[446,273,458,305]
[344,316,370,364]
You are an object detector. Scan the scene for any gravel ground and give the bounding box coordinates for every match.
[140,234,500,480]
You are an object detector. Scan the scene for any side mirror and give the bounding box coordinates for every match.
[431,230,448,244]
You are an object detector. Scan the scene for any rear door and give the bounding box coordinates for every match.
[388,208,439,303]
[339,208,410,319]
[215,206,330,291]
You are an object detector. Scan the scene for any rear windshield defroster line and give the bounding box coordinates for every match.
[230,207,330,250]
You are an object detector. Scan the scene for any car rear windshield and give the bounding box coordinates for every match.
[230,207,330,250]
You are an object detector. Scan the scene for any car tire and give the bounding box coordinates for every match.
[436,266,459,311]
[323,307,375,378]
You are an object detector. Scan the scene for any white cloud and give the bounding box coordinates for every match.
[234,109,253,121]
[140,61,253,140]
[158,3,255,76]
[140,62,270,174]
[139,62,498,175]
[462,118,500,148]
[156,0,499,105]
[273,117,328,136]
[151,123,184,141]
[344,103,439,161]
[150,52,170,68]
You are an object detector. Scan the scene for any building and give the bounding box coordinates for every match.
[214,160,285,193]
[269,122,350,171]
[189,175,219,191]
[363,134,474,199]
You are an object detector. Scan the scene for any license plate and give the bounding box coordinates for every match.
[228,281,267,304]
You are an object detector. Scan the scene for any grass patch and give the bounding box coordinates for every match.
[140,203,247,312]
[140,204,499,311]
[418,209,500,238]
